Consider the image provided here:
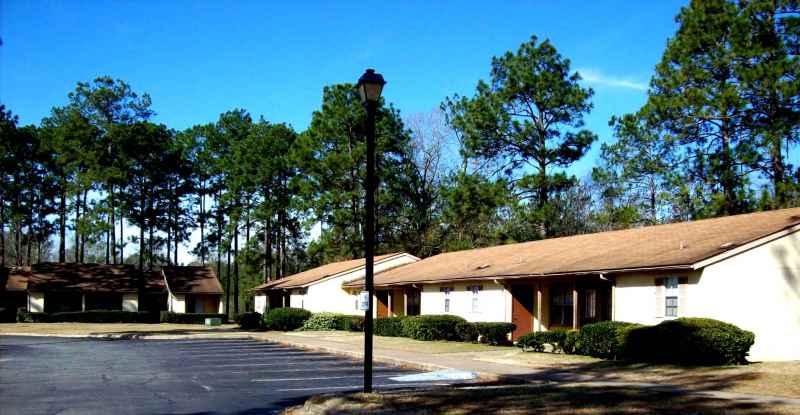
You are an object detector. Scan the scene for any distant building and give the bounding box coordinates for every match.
[251,252,420,315]
[1,263,224,314]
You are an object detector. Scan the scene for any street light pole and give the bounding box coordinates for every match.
[357,68,385,394]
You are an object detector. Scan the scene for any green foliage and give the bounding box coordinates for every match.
[302,312,346,331]
[442,35,597,238]
[626,317,755,365]
[375,316,408,337]
[262,307,311,331]
[573,321,643,360]
[455,321,479,342]
[474,322,516,345]
[336,315,364,332]
[159,312,229,324]
[399,315,467,341]
[235,312,263,330]
[517,328,575,353]
[16,310,49,323]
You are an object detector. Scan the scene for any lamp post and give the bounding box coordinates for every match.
[357,68,385,393]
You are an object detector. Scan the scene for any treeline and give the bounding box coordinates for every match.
[1,0,798,313]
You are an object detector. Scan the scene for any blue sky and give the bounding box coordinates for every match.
[1,1,687,262]
[3,0,686,177]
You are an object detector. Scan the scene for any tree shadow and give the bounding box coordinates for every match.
[89,326,247,339]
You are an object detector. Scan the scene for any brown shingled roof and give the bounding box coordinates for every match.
[1,267,27,292]
[162,266,223,294]
[252,253,410,292]
[14,263,165,293]
[344,208,800,288]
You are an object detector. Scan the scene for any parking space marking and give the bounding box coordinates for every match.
[252,373,398,382]
[179,346,295,353]
[274,382,448,392]
[214,364,390,370]
[190,351,321,358]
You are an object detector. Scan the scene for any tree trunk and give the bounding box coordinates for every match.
[148,195,154,270]
[119,212,124,263]
[200,179,206,265]
[720,124,736,215]
[80,189,88,263]
[74,192,80,263]
[233,221,239,314]
[225,243,231,316]
[1,195,5,267]
[110,183,116,264]
[59,187,66,262]
[139,192,146,272]
[264,216,271,283]
[770,134,786,208]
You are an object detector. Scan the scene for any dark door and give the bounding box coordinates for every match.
[511,284,535,340]
[375,290,389,317]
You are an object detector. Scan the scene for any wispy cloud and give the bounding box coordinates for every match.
[576,68,648,91]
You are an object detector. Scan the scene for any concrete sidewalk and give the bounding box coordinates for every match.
[252,331,800,408]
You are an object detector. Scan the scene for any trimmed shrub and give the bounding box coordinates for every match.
[400,315,467,341]
[625,317,754,365]
[375,316,407,337]
[456,321,479,342]
[337,315,364,331]
[159,311,229,324]
[235,312,263,330]
[563,329,579,354]
[474,322,516,345]
[516,328,575,353]
[516,332,545,352]
[263,307,312,331]
[302,312,344,331]
[48,310,159,323]
[16,309,49,323]
[574,321,642,359]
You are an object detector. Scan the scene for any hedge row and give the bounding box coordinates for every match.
[159,311,228,324]
[302,312,364,332]
[517,318,754,365]
[375,315,515,344]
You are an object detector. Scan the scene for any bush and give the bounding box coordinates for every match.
[263,307,312,331]
[16,309,49,323]
[159,311,229,324]
[235,312,263,330]
[563,330,579,354]
[455,321,478,342]
[625,317,754,365]
[516,332,545,352]
[400,315,467,341]
[302,312,344,331]
[474,322,516,345]
[574,321,642,359]
[516,328,575,352]
[337,315,364,332]
[47,310,159,323]
[375,316,407,337]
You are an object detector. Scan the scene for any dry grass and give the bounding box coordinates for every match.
[289,384,800,415]
[477,350,800,399]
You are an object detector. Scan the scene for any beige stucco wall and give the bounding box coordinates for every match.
[28,292,44,313]
[289,254,419,314]
[122,293,139,312]
[615,231,800,361]
[420,281,511,322]
[169,293,186,313]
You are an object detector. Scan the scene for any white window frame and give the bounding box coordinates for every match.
[440,287,453,313]
[664,277,679,318]
[468,285,482,313]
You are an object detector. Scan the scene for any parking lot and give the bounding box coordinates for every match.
[0,336,456,414]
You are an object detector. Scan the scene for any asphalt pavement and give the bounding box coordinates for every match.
[0,335,452,414]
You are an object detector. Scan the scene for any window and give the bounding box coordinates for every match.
[468,285,483,313]
[664,277,679,318]
[549,284,573,327]
[440,287,453,313]
[406,290,421,316]
[584,289,597,319]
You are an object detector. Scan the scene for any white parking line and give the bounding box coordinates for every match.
[275,382,448,392]
[214,365,386,371]
[189,355,341,362]
[190,351,320,358]
[252,373,398,382]
[178,346,295,353]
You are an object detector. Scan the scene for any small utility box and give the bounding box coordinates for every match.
[205,317,222,326]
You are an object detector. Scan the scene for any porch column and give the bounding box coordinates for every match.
[387,290,393,317]
[81,294,86,312]
[536,282,542,332]
[403,289,408,316]
[572,281,578,330]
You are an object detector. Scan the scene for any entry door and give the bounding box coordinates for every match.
[375,290,389,317]
[511,284,535,340]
